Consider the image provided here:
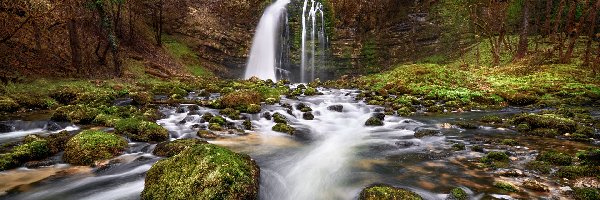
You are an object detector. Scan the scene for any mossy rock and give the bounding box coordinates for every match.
[220,90,261,111]
[454,121,478,129]
[47,131,72,154]
[522,180,548,192]
[130,92,152,105]
[574,187,600,200]
[494,181,518,192]
[63,130,127,166]
[505,93,539,106]
[49,87,80,105]
[75,91,117,106]
[202,113,214,122]
[512,113,577,134]
[93,113,121,127]
[246,104,261,114]
[11,94,56,109]
[480,115,503,124]
[529,128,560,137]
[303,112,315,120]
[115,118,169,142]
[272,113,288,124]
[396,107,413,116]
[142,144,259,200]
[500,139,518,146]
[153,139,207,157]
[272,123,294,134]
[0,96,19,112]
[209,123,223,131]
[556,166,600,179]
[198,130,218,139]
[51,104,99,124]
[265,98,278,105]
[449,187,468,200]
[525,161,552,174]
[414,129,440,138]
[243,120,252,130]
[359,184,423,200]
[471,145,484,152]
[220,108,240,120]
[365,117,384,126]
[536,151,572,166]
[452,143,466,151]
[304,87,317,96]
[577,149,600,166]
[209,115,226,126]
[327,105,343,112]
[481,151,510,168]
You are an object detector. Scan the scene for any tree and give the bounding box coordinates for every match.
[515,0,530,59]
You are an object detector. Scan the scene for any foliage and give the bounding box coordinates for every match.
[359,184,423,200]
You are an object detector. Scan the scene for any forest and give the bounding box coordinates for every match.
[0,0,599,199]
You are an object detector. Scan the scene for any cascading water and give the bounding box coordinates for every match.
[300,0,327,83]
[245,0,291,81]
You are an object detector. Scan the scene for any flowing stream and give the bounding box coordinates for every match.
[3,87,578,200]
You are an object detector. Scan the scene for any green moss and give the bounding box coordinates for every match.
[529,128,560,137]
[481,151,510,168]
[512,113,578,134]
[414,129,440,138]
[302,112,315,120]
[93,114,121,127]
[209,116,226,126]
[0,96,19,112]
[130,92,152,105]
[209,123,223,131]
[63,130,127,166]
[577,149,600,166]
[480,115,503,124]
[220,90,261,111]
[525,161,551,174]
[115,118,169,142]
[11,139,50,162]
[265,98,278,105]
[500,139,518,146]
[220,108,240,120]
[454,121,478,129]
[47,131,71,154]
[396,107,413,116]
[246,104,261,114]
[304,87,318,96]
[450,187,468,200]
[272,113,288,124]
[243,120,252,130]
[359,184,423,200]
[516,123,530,132]
[141,144,259,200]
[365,117,384,126]
[272,123,295,134]
[153,139,207,157]
[574,188,600,200]
[471,145,484,152]
[494,181,518,192]
[522,180,548,192]
[452,143,466,151]
[51,104,100,124]
[536,151,572,166]
[556,165,600,179]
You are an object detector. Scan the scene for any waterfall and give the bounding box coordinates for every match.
[245,0,291,81]
[300,0,327,83]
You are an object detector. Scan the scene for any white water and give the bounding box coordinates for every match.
[245,0,291,81]
[301,0,326,82]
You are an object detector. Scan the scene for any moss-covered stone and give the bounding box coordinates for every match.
[512,113,578,134]
[471,145,484,152]
[536,151,572,166]
[243,120,252,130]
[197,130,218,139]
[209,123,223,131]
[63,130,127,166]
[47,131,72,154]
[272,113,288,124]
[220,90,261,111]
[220,108,240,120]
[153,139,207,157]
[365,117,384,126]
[577,149,600,166]
[304,87,317,96]
[454,121,478,129]
[202,112,214,122]
[522,180,548,192]
[303,112,315,120]
[396,107,412,116]
[500,139,518,146]
[529,128,560,137]
[49,87,79,105]
[130,92,152,105]
[209,115,226,126]
[574,187,600,200]
[414,129,440,138]
[480,115,503,124]
[359,184,423,200]
[449,187,468,200]
[525,161,551,174]
[494,181,518,192]
[505,93,539,106]
[556,166,600,179]
[481,151,510,168]
[452,143,466,151]
[115,118,169,142]
[93,113,121,127]
[142,144,259,200]
[0,96,19,112]
[246,104,261,114]
[51,104,100,124]
[265,98,278,105]
[272,123,295,134]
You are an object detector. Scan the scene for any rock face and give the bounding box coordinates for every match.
[359,184,423,200]
[142,144,260,200]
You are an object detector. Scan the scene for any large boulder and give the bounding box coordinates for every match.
[142,144,260,200]
[153,139,208,157]
[63,130,128,166]
[0,137,50,171]
[359,184,423,200]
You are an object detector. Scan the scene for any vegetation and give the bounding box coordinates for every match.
[153,139,208,157]
[115,118,169,143]
[359,184,423,200]
[142,144,259,199]
[63,130,128,166]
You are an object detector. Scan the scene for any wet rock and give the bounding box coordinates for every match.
[197,130,218,139]
[24,160,56,168]
[286,109,293,116]
[328,105,344,112]
[190,124,206,129]
[295,103,309,111]
[45,122,62,131]
[273,113,288,124]
[188,105,200,111]
[359,184,423,200]
[63,130,127,166]
[243,120,252,130]
[178,116,195,124]
[303,112,315,120]
[281,103,293,110]
[395,141,416,148]
[574,177,600,189]
[262,112,272,120]
[220,108,240,120]
[0,123,13,133]
[201,113,214,122]
[452,143,466,151]
[497,169,525,177]
[372,113,385,121]
[522,179,549,192]
[449,187,468,200]
[454,121,479,129]
[142,144,259,199]
[414,129,440,138]
[176,107,186,113]
[471,145,485,152]
[153,138,208,157]
[365,117,384,126]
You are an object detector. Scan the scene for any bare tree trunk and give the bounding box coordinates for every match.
[543,0,553,37]
[562,0,588,63]
[68,18,82,74]
[33,21,42,52]
[584,0,600,66]
[516,0,530,59]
